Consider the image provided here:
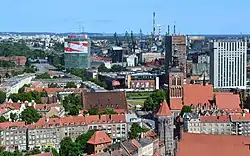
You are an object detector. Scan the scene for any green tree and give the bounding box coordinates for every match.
[20,106,40,124]
[180,105,192,116]
[0,90,6,104]
[0,116,7,122]
[143,97,154,111]
[129,123,141,139]
[98,63,109,72]
[59,137,81,156]
[101,108,117,115]
[110,65,126,72]
[75,130,95,153]
[213,88,220,92]
[18,84,31,93]
[23,67,36,73]
[29,147,41,155]
[62,94,82,116]
[65,82,77,88]
[40,90,48,97]
[35,73,51,79]
[87,107,99,115]
[10,113,18,122]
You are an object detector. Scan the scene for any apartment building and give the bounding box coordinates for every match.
[184,115,232,135]
[184,113,250,136]
[0,114,127,152]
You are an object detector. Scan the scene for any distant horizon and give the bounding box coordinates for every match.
[1,0,250,34]
[1,31,250,37]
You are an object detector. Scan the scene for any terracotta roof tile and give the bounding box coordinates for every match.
[87,131,112,145]
[0,122,26,129]
[177,133,250,156]
[183,84,213,106]
[215,93,241,110]
[131,139,141,148]
[230,113,250,121]
[156,100,172,116]
[200,116,230,123]
[170,98,183,110]
[153,152,161,156]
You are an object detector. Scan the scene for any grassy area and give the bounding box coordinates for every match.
[127,99,145,106]
[126,91,154,99]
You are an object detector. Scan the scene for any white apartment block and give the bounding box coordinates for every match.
[210,40,247,89]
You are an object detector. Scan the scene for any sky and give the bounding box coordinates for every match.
[1,0,250,34]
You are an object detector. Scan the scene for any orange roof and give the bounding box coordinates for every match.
[87,131,112,145]
[153,152,161,156]
[183,84,213,106]
[0,122,26,130]
[131,139,141,148]
[231,113,250,121]
[170,98,183,110]
[200,116,230,123]
[215,93,241,110]
[177,133,250,156]
[156,100,172,116]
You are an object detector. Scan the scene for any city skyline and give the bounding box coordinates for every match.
[1,0,250,34]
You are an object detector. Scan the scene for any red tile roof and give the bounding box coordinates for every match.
[183,84,213,106]
[215,93,241,110]
[177,133,250,156]
[131,139,141,148]
[25,87,83,95]
[200,116,230,123]
[156,100,172,116]
[170,98,183,110]
[230,113,250,121]
[87,131,112,145]
[153,152,161,156]
[0,122,26,130]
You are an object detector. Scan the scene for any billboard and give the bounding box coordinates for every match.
[131,80,155,89]
[64,41,89,53]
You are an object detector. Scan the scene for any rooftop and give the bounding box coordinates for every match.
[156,100,172,116]
[87,131,112,145]
[177,133,250,156]
[215,93,241,110]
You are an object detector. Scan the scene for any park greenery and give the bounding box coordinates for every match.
[0,116,7,122]
[20,106,40,124]
[0,60,16,68]
[0,41,47,59]
[180,105,192,116]
[62,93,82,116]
[143,90,167,111]
[0,90,6,104]
[59,130,95,156]
[65,82,77,88]
[129,123,149,139]
[35,72,51,79]
[9,90,47,103]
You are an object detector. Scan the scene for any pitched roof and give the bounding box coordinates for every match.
[25,87,83,94]
[215,93,241,110]
[170,98,183,110]
[177,133,250,156]
[156,100,172,116]
[200,116,230,123]
[183,84,213,106]
[0,122,26,130]
[83,91,127,112]
[230,113,250,121]
[87,131,112,145]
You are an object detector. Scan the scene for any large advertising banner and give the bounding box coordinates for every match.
[131,80,155,89]
[64,41,88,53]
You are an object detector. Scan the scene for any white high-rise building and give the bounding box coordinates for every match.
[210,40,247,89]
